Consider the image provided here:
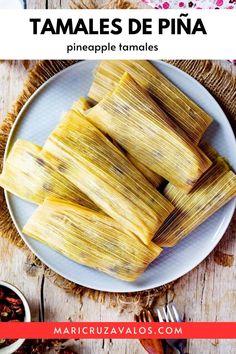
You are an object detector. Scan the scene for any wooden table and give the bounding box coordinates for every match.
[0,1,236,353]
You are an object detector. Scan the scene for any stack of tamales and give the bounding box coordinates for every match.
[88,60,213,144]
[39,109,174,244]
[84,72,212,192]
[1,60,236,282]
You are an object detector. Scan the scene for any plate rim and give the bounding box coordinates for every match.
[4,60,236,293]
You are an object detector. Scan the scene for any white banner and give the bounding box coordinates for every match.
[0,9,235,59]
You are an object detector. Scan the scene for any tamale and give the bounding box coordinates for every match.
[88,60,213,144]
[0,139,96,209]
[40,109,174,244]
[23,198,162,282]
[85,72,212,192]
[73,98,163,188]
[154,146,236,247]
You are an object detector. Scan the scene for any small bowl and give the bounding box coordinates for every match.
[0,280,31,354]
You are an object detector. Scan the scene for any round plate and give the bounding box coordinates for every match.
[5,60,236,292]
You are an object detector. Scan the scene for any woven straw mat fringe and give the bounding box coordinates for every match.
[0,4,236,310]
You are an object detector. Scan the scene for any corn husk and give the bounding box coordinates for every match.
[73,98,163,188]
[109,137,164,189]
[154,146,236,247]
[23,198,162,282]
[73,97,93,112]
[40,109,174,244]
[88,60,213,144]
[109,139,164,188]
[126,153,163,188]
[0,140,96,209]
[108,137,164,189]
[85,72,212,192]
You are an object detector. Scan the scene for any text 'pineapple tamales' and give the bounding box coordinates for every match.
[88,60,213,144]
[0,139,96,209]
[40,109,174,245]
[85,72,212,192]
[23,199,162,282]
[73,97,163,189]
[154,146,236,247]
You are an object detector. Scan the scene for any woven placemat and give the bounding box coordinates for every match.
[0,1,236,309]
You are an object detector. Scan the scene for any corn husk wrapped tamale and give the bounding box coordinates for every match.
[154,146,236,247]
[88,60,213,144]
[0,139,96,209]
[23,198,162,282]
[40,109,174,244]
[73,98,163,188]
[85,72,212,192]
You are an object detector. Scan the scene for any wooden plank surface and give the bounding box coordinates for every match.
[1,59,235,354]
[0,2,236,353]
[25,0,149,9]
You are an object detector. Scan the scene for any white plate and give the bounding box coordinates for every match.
[5,60,236,292]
